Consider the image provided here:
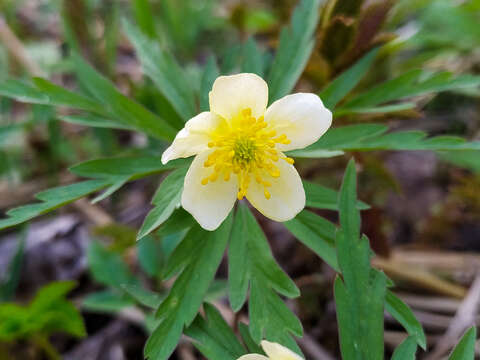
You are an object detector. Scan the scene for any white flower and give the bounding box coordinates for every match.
[162,73,332,231]
[237,340,304,360]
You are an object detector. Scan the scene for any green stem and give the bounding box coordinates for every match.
[33,335,61,360]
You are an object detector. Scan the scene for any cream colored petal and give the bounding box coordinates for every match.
[161,112,223,164]
[181,150,238,231]
[209,73,268,120]
[261,341,304,360]
[236,355,269,360]
[264,93,332,151]
[246,159,305,222]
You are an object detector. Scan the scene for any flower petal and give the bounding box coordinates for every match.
[161,112,223,164]
[182,151,238,231]
[264,93,332,151]
[209,73,268,120]
[261,340,304,360]
[236,355,269,360]
[246,159,305,222]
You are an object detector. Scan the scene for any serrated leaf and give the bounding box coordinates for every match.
[249,278,303,355]
[448,326,476,360]
[145,216,233,360]
[385,291,426,350]
[0,179,111,230]
[335,159,386,360]
[123,20,196,122]
[303,180,369,210]
[138,166,188,240]
[267,0,321,102]
[71,53,177,140]
[185,303,246,360]
[391,336,417,360]
[229,204,299,311]
[229,204,301,354]
[200,56,219,112]
[320,47,379,109]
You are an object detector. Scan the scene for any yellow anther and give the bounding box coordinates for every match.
[242,108,252,117]
[200,108,296,202]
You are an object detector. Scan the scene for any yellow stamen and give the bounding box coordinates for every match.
[201,109,292,199]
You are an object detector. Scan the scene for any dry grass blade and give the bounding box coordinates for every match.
[425,273,480,359]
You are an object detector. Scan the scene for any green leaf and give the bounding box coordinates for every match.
[138,167,187,240]
[32,77,105,113]
[287,211,426,349]
[448,326,477,360]
[121,284,163,309]
[267,0,321,103]
[341,70,480,110]
[292,124,480,157]
[91,176,130,204]
[242,37,265,76]
[284,210,338,271]
[334,102,416,117]
[145,216,233,360]
[0,79,50,103]
[71,53,177,140]
[229,204,302,353]
[87,241,139,288]
[123,20,197,122]
[440,150,480,173]
[137,235,164,277]
[320,48,379,109]
[385,291,427,350]
[59,114,133,130]
[0,179,111,230]
[391,336,417,360]
[338,159,361,241]
[185,303,246,360]
[335,159,386,360]
[0,227,25,301]
[229,204,299,311]
[249,279,303,355]
[304,180,369,210]
[238,322,264,354]
[83,290,134,312]
[200,56,219,112]
[22,281,86,338]
[132,0,156,38]
[70,156,186,178]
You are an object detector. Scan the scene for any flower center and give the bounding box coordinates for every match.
[201,108,294,200]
